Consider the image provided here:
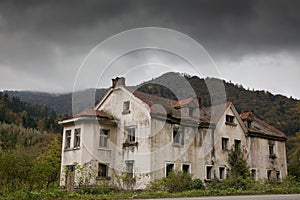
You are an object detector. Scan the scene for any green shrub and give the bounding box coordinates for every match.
[190,179,205,190]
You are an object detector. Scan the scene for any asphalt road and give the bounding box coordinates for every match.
[138,194,300,200]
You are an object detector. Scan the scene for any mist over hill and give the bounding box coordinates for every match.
[5,72,300,136]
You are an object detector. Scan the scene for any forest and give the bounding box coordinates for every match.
[0,73,299,198]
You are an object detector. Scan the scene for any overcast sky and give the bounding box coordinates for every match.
[0,0,299,99]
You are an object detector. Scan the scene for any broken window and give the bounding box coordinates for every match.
[182,164,190,173]
[123,101,130,113]
[234,139,241,150]
[225,115,235,124]
[73,128,81,148]
[267,169,272,180]
[65,130,71,149]
[222,137,229,151]
[173,126,184,146]
[219,166,226,180]
[269,141,276,158]
[166,163,174,177]
[206,166,213,180]
[98,163,109,178]
[126,127,136,142]
[99,129,109,148]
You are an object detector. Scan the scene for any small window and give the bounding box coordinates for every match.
[226,115,235,124]
[173,126,184,146]
[123,101,130,113]
[125,160,134,178]
[206,166,213,180]
[98,163,109,178]
[188,107,194,117]
[276,171,281,182]
[250,168,257,181]
[65,130,71,149]
[99,129,109,148]
[219,166,226,180]
[182,164,191,173]
[222,137,229,151]
[234,139,241,150]
[166,163,174,177]
[126,127,136,142]
[267,169,272,180]
[74,128,81,148]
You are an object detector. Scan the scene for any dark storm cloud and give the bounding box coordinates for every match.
[0,0,299,98]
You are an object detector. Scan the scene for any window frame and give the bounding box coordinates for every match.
[73,128,81,148]
[219,166,226,180]
[98,163,109,178]
[99,129,110,148]
[122,101,130,114]
[221,137,229,151]
[126,127,136,143]
[125,160,134,178]
[173,126,184,146]
[65,130,72,149]
[234,139,241,150]
[182,163,191,174]
[225,114,236,126]
[276,171,281,182]
[205,165,213,180]
[165,162,175,177]
[250,168,257,181]
[267,169,272,180]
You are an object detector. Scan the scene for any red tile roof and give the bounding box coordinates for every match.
[172,98,193,108]
[74,109,114,120]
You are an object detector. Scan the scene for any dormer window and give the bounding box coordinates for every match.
[123,101,130,114]
[225,115,236,126]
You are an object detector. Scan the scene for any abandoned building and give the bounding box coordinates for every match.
[59,77,287,189]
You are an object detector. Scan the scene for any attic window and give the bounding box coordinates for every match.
[173,126,184,146]
[123,101,130,114]
[225,115,236,126]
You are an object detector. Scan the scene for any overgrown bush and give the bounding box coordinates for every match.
[147,171,196,193]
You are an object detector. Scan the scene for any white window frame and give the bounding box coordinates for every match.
[65,130,72,149]
[123,101,130,114]
[99,129,110,148]
[125,160,134,178]
[73,128,81,148]
[126,127,136,142]
[276,171,281,182]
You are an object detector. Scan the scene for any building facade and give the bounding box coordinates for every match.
[59,77,287,189]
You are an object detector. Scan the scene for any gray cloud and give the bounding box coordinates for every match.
[0,0,299,98]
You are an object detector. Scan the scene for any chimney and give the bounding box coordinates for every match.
[112,77,126,88]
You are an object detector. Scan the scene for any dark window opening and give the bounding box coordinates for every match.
[206,166,213,180]
[74,128,81,148]
[219,167,225,180]
[251,169,257,180]
[173,127,184,146]
[182,164,190,173]
[234,139,241,150]
[276,171,281,182]
[126,128,136,142]
[166,163,174,177]
[267,170,272,180]
[226,115,235,124]
[65,130,71,149]
[222,137,229,151]
[98,163,108,177]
